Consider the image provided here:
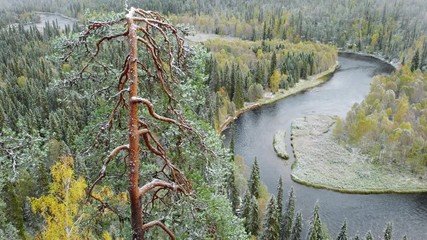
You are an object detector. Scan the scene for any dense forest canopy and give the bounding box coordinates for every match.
[335,66,427,172]
[0,0,426,239]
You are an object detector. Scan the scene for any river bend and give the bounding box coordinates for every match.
[225,54,427,239]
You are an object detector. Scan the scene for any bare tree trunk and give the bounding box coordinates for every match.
[127,10,144,239]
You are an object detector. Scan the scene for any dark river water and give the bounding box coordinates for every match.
[224,54,427,239]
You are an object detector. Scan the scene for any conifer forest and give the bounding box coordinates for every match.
[0,0,427,239]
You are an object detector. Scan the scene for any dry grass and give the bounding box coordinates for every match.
[273,130,289,159]
[290,115,427,193]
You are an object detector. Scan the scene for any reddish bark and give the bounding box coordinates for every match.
[81,7,193,240]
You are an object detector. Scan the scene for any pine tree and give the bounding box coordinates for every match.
[336,220,348,240]
[248,158,260,198]
[261,196,280,240]
[307,204,323,240]
[384,222,392,240]
[290,212,302,240]
[365,231,373,240]
[282,187,296,240]
[353,234,360,240]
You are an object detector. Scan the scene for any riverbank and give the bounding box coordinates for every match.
[339,50,399,70]
[290,115,427,193]
[219,62,339,133]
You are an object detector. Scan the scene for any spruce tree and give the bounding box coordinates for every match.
[276,177,284,224]
[228,167,239,213]
[411,49,420,72]
[230,64,236,101]
[282,187,296,240]
[307,203,323,240]
[290,212,302,240]
[242,190,252,232]
[227,125,239,212]
[234,77,244,109]
[384,222,392,240]
[261,196,280,240]
[242,191,259,236]
[255,62,264,85]
[353,234,360,240]
[336,220,348,240]
[248,158,260,198]
[365,231,373,240]
[271,51,278,76]
[249,195,260,236]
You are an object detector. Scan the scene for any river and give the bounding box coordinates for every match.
[225,54,427,239]
[7,12,77,32]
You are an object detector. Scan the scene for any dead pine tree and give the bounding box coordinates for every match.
[67,7,195,240]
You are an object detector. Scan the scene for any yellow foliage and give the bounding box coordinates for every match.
[31,156,87,240]
[16,75,28,88]
[394,96,409,123]
[269,69,281,93]
[61,64,71,73]
[116,192,128,202]
[256,48,264,59]
[102,232,113,240]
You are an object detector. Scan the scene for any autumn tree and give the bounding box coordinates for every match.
[31,156,87,239]
[67,8,195,239]
[270,69,281,93]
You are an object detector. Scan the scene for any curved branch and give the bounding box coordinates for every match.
[142,220,175,240]
[139,179,186,198]
[130,97,190,130]
[87,144,129,197]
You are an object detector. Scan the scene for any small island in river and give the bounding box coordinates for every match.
[273,130,289,159]
[289,115,427,193]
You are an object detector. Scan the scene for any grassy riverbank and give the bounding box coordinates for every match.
[219,62,338,133]
[290,115,427,193]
